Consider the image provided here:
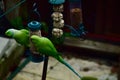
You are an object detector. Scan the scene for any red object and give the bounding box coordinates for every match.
[86,33,120,44]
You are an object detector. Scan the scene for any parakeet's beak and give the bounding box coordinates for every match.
[5,29,14,37]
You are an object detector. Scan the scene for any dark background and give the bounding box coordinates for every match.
[2,0,120,44]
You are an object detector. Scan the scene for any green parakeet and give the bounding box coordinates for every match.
[5,29,30,47]
[30,35,81,79]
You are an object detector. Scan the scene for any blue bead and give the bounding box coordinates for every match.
[49,0,65,5]
[28,21,41,31]
[30,54,44,63]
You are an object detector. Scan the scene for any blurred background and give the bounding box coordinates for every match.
[0,0,120,80]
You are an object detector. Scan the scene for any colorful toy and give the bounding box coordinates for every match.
[50,0,65,38]
[28,21,44,63]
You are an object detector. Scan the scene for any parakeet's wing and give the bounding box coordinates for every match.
[20,29,29,34]
[14,29,30,47]
[35,37,58,56]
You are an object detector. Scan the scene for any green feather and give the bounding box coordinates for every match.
[5,29,30,47]
[30,35,81,79]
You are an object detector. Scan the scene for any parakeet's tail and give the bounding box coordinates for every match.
[56,56,82,79]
